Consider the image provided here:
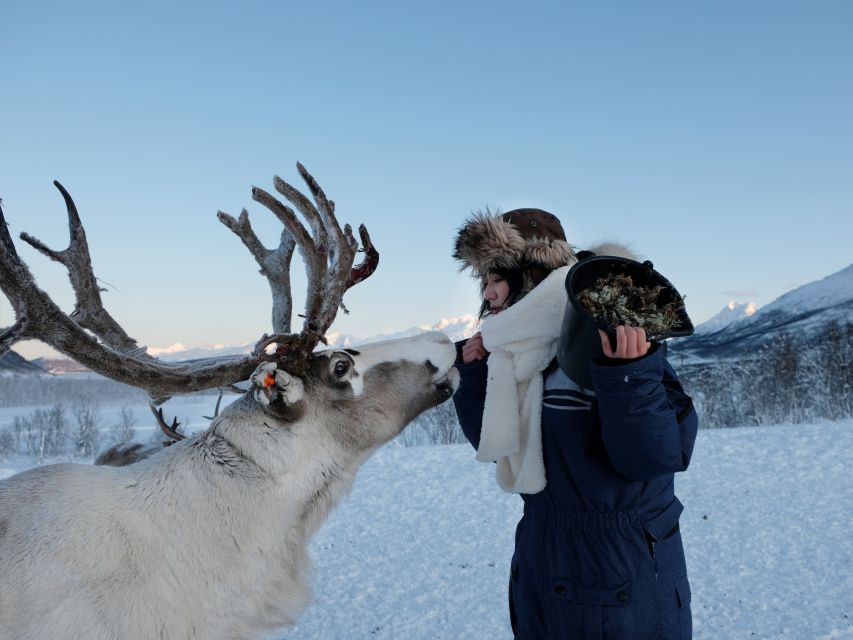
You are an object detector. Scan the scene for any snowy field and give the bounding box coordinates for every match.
[1,418,851,639]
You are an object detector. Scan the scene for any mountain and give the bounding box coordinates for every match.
[326,315,479,349]
[671,263,853,362]
[0,351,46,375]
[31,358,91,375]
[151,343,255,363]
[146,315,481,362]
[695,301,759,334]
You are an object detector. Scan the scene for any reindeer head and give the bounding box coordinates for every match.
[243,334,458,452]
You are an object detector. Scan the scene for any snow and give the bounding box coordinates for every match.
[281,420,853,639]
[4,419,848,638]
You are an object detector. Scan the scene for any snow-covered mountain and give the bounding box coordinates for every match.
[149,315,480,362]
[672,263,853,361]
[326,315,479,349]
[694,301,759,334]
[150,342,256,363]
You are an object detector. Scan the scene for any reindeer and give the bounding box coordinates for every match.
[0,165,459,640]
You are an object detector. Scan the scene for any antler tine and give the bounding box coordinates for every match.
[0,197,37,353]
[18,182,141,354]
[218,208,296,334]
[273,174,329,266]
[150,404,186,442]
[272,172,333,330]
[251,185,326,328]
[294,163,360,334]
[348,224,379,289]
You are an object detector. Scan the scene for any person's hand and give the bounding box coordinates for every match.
[599,325,650,360]
[461,332,487,363]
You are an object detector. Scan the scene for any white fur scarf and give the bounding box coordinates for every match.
[476,265,570,494]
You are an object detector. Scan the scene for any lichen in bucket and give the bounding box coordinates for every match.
[576,273,685,337]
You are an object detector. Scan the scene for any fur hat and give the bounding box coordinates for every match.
[453,208,575,293]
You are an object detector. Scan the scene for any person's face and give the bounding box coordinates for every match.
[483,272,510,313]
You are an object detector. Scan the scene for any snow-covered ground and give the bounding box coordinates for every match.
[1,419,851,639]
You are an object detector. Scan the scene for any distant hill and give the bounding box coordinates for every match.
[0,351,46,375]
[31,358,93,375]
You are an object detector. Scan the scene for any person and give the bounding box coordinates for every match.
[451,208,698,639]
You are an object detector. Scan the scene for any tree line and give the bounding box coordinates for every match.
[0,399,138,463]
[678,321,852,428]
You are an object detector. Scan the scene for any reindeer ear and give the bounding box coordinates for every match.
[251,363,305,407]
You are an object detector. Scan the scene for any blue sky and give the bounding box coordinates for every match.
[2,1,851,359]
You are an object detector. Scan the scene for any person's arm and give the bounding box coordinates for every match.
[451,336,489,450]
[591,336,698,482]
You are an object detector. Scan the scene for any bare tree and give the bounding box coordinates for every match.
[413,399,466,445]
[70,395,100,458]
[0,426,15,457]
[108,405,137,445]
[17,405,68,461]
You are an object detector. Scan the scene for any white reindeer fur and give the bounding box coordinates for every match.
[0,332,457,640]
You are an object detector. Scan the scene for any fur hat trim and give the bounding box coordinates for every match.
[453,213,527,276]
[523,237,574,271]
[453,210,574,282]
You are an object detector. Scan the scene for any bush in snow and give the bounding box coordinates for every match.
[679,321,852,428]
[108,405,137,445]
[399,400,466,446]
[71,396,101,458]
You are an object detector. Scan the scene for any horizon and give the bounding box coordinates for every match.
[2,1,852,360]
[15,256,853,362]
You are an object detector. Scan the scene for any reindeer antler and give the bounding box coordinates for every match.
[0,164,378,397]
[223,162,379,367]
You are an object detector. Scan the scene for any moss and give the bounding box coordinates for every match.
[576,273,685,337]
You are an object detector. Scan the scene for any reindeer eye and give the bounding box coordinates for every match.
[333,360,350,378]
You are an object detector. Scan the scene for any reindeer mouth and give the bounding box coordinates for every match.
[432,367,460,402]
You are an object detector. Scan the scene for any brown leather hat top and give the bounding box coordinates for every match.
[501,208,567,244]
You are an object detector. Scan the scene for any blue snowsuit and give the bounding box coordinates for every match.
[453,342,698,639]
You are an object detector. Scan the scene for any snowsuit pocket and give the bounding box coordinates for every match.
[549,575,634,639]
[641,498,692,639]
[657,574,693,639]
[674,575,692,639]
